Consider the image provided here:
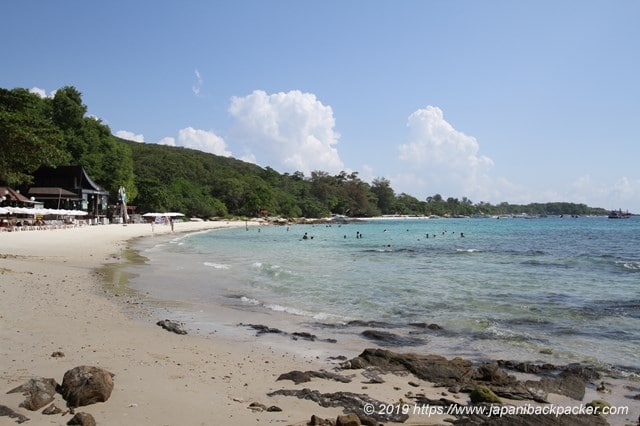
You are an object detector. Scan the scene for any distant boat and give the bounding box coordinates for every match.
[608,209,631,219]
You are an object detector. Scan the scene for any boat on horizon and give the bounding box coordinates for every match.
[608,209,631,219]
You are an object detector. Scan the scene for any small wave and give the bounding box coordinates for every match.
[239,296,260,305]
[203,262,230,269]
[263,303,340,321]
[264,303,314,317]
[456,248,480,253]
[521,259,569,268]
[619,261,640,271]
[252,262,293,279]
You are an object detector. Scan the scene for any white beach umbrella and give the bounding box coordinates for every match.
[6,207,34,215]
[142,212,185,217]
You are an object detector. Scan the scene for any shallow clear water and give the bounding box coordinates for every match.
[129,216,640,373]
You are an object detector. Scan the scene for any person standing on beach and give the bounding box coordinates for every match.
[169,217,174,232]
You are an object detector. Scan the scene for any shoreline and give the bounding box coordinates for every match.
[1,221,637,425]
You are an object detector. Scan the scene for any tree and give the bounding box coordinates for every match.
[371,177,396,214]
[0,88,69,185]
[52,86,86,131]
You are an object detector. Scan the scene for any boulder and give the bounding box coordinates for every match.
[7,377,58,410]
[66,412,96,426]
[58,366,114,407]
[336,413,361,426]
[469,385,502,404]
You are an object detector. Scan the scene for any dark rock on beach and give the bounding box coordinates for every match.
[66,412,96,426]
[347,320,395,328]
[7,377,58,410]
[531,374,586,401]
[342,348,591,404]
[58,365,114,408]
[343,348,475,386]
[277,370,352,385]
[241,323,337,343]
[450,413,609,425]
[408,322,443,330]
[469,385,502,404]
[360,329,425,346]
[156,319,188,334]
[42,403,62,415]
[268,388,409,423]
[243,323,284,335]
[292,331,338,344]
[496,360,558,375]
[336,413,362,426]
[0,404,29,424]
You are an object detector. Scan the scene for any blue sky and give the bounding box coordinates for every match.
[3,1,639,211]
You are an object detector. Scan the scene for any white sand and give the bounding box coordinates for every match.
[0,221,440,425]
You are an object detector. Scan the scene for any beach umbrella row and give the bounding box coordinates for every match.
[142,212,185,217]
[1,206,89,216]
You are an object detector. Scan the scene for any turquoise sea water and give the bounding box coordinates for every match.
[130,216,640,374]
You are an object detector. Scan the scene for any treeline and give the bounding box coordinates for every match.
[0,86,136,200]
[1,85,608,218]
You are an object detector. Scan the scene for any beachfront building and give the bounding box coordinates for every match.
[28,166,109,218]
[0,186,37,207]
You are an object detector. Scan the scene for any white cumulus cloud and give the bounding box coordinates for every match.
[397,106,494,199]
[157,127,231,157]
[158,136,176,147]
[228,90,344,175]
[29,87,56,98]
[116,130,145,142]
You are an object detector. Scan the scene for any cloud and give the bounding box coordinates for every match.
[157,127,231,157]
[29,87,56,98]
[565,175,640,211]
[158,136,176,146]
[115,130,145,142]
[228,90,344,175]
[192,68,203,96]
[397,106,494,199]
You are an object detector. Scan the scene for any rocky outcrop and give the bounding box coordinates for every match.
[7,377,58,410]
[342,349,592,404]
[343,348,475,386]
[268,388,409,423]
[58,366,114,408]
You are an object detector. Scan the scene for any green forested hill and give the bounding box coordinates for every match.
[1,85,608,218]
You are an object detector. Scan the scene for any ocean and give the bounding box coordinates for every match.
[127,216,640,376]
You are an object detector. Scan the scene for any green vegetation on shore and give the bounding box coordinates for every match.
[1,86,608,218]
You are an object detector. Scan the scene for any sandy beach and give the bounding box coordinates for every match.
[1,221,637,426]
[0,221,431,426]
